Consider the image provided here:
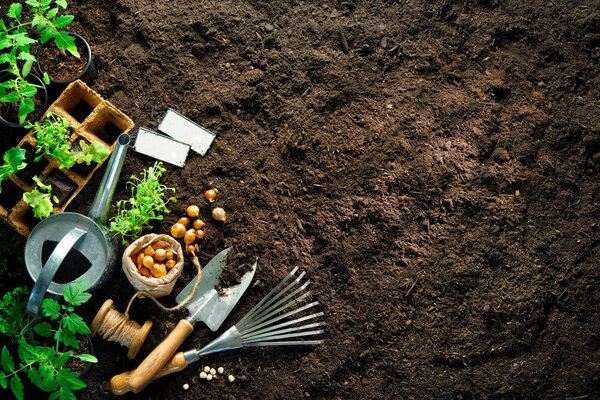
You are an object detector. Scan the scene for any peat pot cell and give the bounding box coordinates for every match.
[70,138,95,177]
[0,179,24,211]
[45,170,76,207]
[15,143,49,185]
[93,121,122,144]
[69,100,94,123]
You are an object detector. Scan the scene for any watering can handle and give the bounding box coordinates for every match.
[26,225,88,317]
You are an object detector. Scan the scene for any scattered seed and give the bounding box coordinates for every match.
[200,371,207,379]
[218,367,224,374]
[210,368,216,375]
[228,375,235,383]
[204,366,210,373]
[183,383,189,390]
[206,374,213,381]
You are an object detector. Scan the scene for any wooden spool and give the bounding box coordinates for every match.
[91,299,153,359]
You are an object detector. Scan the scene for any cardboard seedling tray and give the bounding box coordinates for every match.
[0,80,134,236]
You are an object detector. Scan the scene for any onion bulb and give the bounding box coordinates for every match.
[143,256,154,269]
[212,207,226,222]
[193,219,205,230]
[144,246,155,257]
[187,244,196,253]
[166,259,176,269]
[171,223,186,238]
[184,229,196,245]
[166,250,175,260]
[177,217,191,226]
[139,267,152,278]
[196,230,205,240]
[205,189,218,202]
[152,263,167,278]
[186,205,200,218]
[153,248,167,262]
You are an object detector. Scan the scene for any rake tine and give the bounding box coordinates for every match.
[242,322,326,342]
[238,272,307,330]
[242,281,310,328]
[240,312,324,340]
[245,330,326,343]
[240,292,313,332]
[237,267,299,328]
[244,340,325,347]
[240,301,320,336]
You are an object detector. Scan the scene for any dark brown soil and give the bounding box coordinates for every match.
[0,93,45,125]
[1,0,600,399]
[39,42,89,82]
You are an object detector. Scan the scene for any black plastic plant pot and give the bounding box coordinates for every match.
[35,32,97,90]
[0,72,49,138]
[78,335,95,378]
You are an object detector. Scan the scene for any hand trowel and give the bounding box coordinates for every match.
[124,247,257,393]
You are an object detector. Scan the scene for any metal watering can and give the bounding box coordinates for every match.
[25,133,130,317]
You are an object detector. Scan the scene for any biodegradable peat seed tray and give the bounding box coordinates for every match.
[0,80,134,236]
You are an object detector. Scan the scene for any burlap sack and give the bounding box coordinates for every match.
[122,234,184,298]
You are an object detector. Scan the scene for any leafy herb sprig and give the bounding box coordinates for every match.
[0,287,37,342]
[22,175,57,219]
[28,111,110,169]
[0,280,97,400]
[110,162,176,244]
[1,0,78,123]
[0,147,26,192]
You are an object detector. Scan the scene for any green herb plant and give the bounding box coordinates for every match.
[0,279,97,400]
[110,162,176,244]
[0,287,37,342]
[28,111,110,169]
[0,147,26,192]
[22,175,58,219]
[1,0,79,124]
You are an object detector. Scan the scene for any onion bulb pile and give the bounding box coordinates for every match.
[131,240,178,278]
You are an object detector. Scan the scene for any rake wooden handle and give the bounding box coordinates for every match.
[110,351,188,395]
[123,319,194,393]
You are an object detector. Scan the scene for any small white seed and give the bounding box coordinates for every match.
[183,383,189,390]
[210,368,216,375]
[228,375,235,383]
[200,372,207,379]
[217,367,224,374]
[206,374,213,381]
[203,366,210,373]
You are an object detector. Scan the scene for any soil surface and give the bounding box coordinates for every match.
[1,0,600,399]
[0,93,45,125]
[38,41,89,82]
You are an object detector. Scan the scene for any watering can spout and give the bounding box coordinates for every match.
[88,133,130,225]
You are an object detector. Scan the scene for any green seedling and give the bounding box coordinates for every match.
[110,162,176,244]
[0,147,26,193]
[22,175,58,219]
[0,280,97,400]
[0,287,37,343]
[1,0,79,124]
[28,111,110,169]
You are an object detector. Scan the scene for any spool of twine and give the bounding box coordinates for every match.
[91,299,153,359]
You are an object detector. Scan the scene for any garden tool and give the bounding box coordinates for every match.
[120,247,257,393]
[110,267,325,395]
[24,133,130,317]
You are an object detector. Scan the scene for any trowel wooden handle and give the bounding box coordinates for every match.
[110,352,188,395]
[126,319,194,393]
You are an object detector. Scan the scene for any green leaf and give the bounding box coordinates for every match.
[55,0,67,9]
[7,4,22,20]
[62,313,90,335]
[1,346,15,372]
[41,27,53,44]
[20,84,37,98]
[0,371,6,389]
[53,352,70,368]
[23,188,53,218]
[55,329,77,348]
[3,147,26,173]
[9,375,24,400]
[21,59,33,77]
[33,322,53,337]
[43,72,50,85]
[63,280,90,306]
[87,141,110,164]
[0,92,20,102]
[18,97,35,124]
[56,368,86,390]
[53,15,74,29]
[77,354,97,363]
[17,52,37,62]
[53,31,79,58]
[46,7,59,19]
[0,19,6,31]
[28,367,59,392]
[50,386,77,400]
[17,339,38,363]
[41,298,61,320]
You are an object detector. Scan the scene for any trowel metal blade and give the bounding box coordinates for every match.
[176,247,257,331]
